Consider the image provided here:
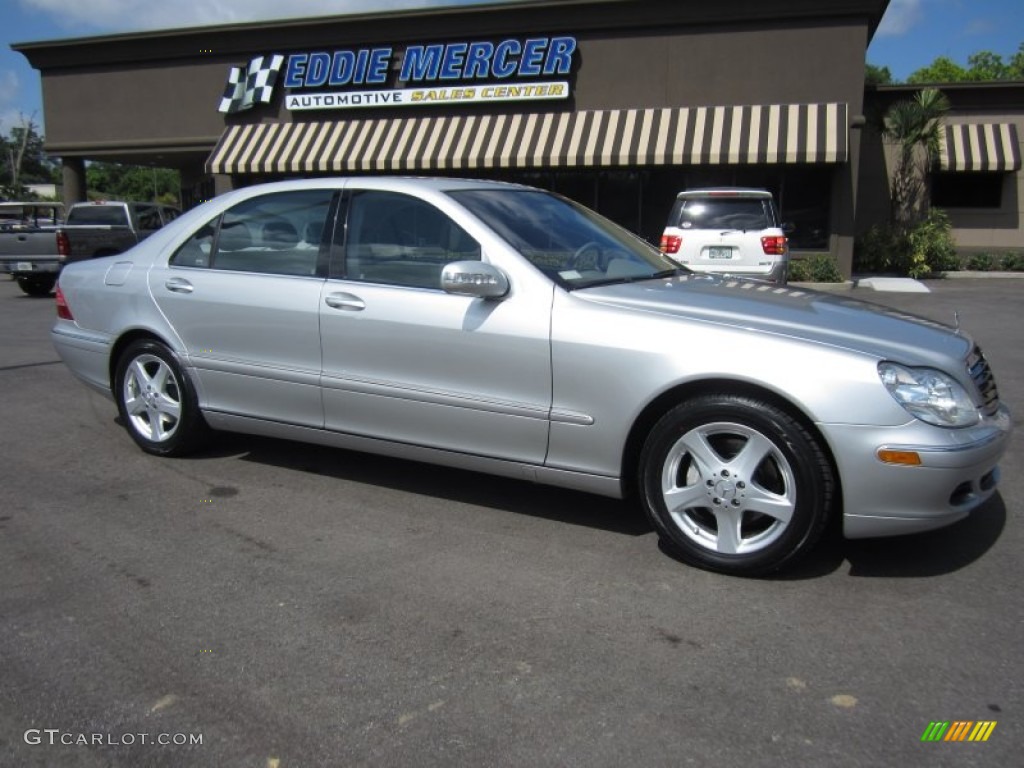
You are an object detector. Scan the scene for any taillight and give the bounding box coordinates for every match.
[55,286,74,320]
[57,230,70,262]
[761,235,787,256]
[660,234,681,254]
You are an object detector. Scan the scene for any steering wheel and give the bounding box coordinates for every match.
[567,241,606,271]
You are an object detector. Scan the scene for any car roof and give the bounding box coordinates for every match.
[219,176,530,197]
[199,176,535,212]
[161,176,540,234]
[675,188,772,199]
[69,200,179,207]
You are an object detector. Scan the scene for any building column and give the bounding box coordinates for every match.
[61,157,87,206]
[830,115,867,279]
[213,174,235,196]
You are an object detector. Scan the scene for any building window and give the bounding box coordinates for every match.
[773,166,832,251]
[931,172,1004,209]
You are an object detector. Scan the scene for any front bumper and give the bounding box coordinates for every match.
[822,406,1012,539]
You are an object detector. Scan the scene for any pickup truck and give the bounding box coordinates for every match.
[61,201,181,261]
[0,200,181,296]
[0,202,66,296]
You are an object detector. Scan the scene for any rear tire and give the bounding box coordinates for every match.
[114,339,208,456]
[639,394,834,576]
[17,276,55,296]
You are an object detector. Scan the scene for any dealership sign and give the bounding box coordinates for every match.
[219,36,576,114]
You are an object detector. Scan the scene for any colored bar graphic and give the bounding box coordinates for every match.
[969,722,997,742]
[945,721,973,741]
[921,721,997,742]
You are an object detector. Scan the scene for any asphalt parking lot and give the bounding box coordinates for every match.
[0,275,1020,767]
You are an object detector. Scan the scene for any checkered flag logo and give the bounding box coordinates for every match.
[219,54,285,114]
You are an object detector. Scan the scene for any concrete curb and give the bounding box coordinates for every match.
[939,271,1024,279]
[790,281,854,292]
[793,272,1024,292]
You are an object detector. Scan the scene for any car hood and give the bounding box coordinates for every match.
[577,274,974,367]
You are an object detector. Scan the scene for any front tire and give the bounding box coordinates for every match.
[639,395,834,576]
[114,339,208,456]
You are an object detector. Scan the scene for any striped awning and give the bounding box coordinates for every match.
[938,123,1021,172]
[206,102,848,175]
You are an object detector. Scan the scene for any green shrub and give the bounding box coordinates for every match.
[855,210,958,277]
[789,253,844,283]
[906,209,959,277]
[998,252,1024,271]
[965,252,995,271]
[964,251,1024,271]
[854,225,907,274]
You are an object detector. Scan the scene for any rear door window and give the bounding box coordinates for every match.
[170,189,334,276]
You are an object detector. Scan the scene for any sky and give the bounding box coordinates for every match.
[1,0,1022,133]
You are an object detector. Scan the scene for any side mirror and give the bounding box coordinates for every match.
[441,260,509,299]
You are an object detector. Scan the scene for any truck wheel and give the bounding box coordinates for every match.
[114,339,209,456]
[639,394,834,576]
[16,276,56,296]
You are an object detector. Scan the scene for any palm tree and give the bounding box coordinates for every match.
[881,88,950,229]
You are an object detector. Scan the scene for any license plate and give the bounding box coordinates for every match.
[16,261,33,271]
[706,247,733,260]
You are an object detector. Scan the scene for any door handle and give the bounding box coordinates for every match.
[325,292,365,311]
[165,277,194,294]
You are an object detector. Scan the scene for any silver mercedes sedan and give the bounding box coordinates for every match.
[52,178,1011,575]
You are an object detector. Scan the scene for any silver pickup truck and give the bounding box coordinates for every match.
[0,202,67,296]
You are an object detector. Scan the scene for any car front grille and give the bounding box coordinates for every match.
[968,346,1001,417]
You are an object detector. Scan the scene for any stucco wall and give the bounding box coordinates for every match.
[941,117,1023,251]
[857,87,1024,256]
[35,19,869,157]
[40,62,231,152]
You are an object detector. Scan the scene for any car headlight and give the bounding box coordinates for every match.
[878,362,979,427]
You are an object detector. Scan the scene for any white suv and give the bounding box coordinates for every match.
[660,188,790,284]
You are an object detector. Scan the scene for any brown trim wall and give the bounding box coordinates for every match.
[15,0,890,275]
[17,1,882,158]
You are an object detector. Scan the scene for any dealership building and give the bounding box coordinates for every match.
[12,0,1024,276]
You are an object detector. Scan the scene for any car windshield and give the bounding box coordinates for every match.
[448,188,681,289]
[676,198,769,231]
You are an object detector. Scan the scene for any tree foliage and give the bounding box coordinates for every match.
[907,42,1024,83]
[1,115,59,200]
[865,63,893,85]
[85,162,180,206]
[855,88,958,277]
[2,118,179,204]
[881,88,950,229]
